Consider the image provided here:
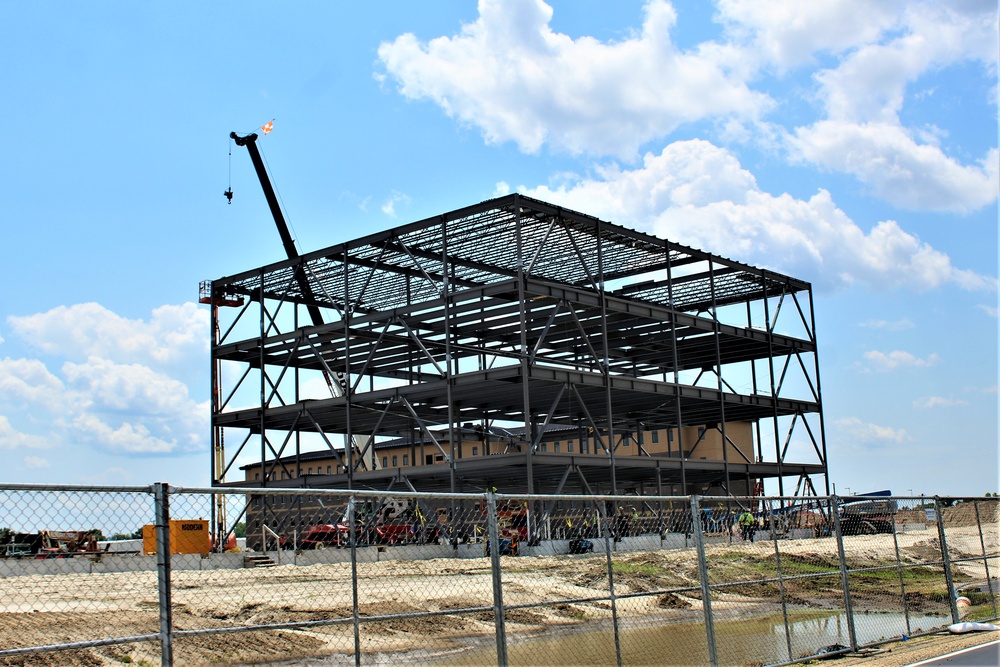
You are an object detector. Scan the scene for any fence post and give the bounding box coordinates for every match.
[597,501,623,667]
[691,495,718,667]
[972,500,998,617]
[153,482,173,667]
[934,497,960,623]
[767,498,793,661]
[485,491,508,667]
[348,495,361,667]
[830,495,858,652]
[889,499,912,637]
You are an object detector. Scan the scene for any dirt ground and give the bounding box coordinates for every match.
[0,508,996,667]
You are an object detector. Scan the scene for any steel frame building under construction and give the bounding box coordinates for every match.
[205,194,828,503]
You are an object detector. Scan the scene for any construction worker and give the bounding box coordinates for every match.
[738,509,757,542]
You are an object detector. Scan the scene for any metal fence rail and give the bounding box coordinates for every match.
[0,484,996,666]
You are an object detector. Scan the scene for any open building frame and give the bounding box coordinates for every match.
[205,194,828,508]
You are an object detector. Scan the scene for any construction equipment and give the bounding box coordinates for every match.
[199,280,244,552]
[0,530,100,558]
[141,520,211,556]
[229,131,372,473]
[839,493,897,535]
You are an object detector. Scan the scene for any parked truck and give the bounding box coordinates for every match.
[839,494,897,535]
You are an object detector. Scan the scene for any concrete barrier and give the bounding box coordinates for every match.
[787,528,814,540]
[92,555,156,574]
[897,522,926,533]
[661,533,689,550]
[617,535,661,552]
[34,557,91,576]
[0,531,700,577]
[378,543,456,562]
[296,547,377,566]
[98,539,143,554]
[172,554,206,572]
[523,540,566,557]
[195,553,245,571]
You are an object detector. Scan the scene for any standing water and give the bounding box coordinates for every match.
[428,610,949,666]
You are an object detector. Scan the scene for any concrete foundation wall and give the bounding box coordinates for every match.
[661,533,690,549]
[0,529,760,577]
[92,555,156,574]
[295,547,378,566]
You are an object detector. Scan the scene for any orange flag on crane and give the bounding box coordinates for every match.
[261,120,274,135]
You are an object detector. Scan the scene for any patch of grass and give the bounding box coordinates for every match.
[612,561,670,576]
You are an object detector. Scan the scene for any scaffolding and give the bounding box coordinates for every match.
[207,194,827,502]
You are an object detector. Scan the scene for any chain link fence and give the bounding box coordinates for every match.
[1,484,996,666]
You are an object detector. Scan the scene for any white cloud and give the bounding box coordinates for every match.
[63,356,197,417]
[862,349,940,372]
[381,190,412,218]
[378,0,997,215]
[810,2,997,123]
[716,0,904,72]
[517,139,994,291]
[913,396,968,409]
[7,302,207,367]
[23,456,49,469]
[836,416,907,443]
[977,304,998,318]
[0,357,66,406]
[58,357,208,455]
[0,416,49,450]
[78,467,135,485]
[789,122,999,212]
[1,302,209,459]
[377,0,769,158]
[777,2,999,212]
[70,413,178,455]
[859,318,915,331]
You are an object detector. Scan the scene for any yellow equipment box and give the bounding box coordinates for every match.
[142,520,210,556]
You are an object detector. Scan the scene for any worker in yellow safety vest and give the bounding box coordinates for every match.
[738,510,757,542]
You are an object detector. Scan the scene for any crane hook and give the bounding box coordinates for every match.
[224,187,233,204]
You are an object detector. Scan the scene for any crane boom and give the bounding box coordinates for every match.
[230,131,371,472]
[230,132,325,327]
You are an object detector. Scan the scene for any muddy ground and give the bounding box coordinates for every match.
[0,516,996,666]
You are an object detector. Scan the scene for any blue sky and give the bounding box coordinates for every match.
[0,1,996,497]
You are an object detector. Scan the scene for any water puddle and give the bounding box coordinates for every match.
[424,609,950,666]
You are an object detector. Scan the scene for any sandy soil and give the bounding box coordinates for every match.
[0,512,995,666]
[830,633,997,667]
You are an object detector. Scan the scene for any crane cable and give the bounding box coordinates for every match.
[257,140,304,253]
[224,136,234,204]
